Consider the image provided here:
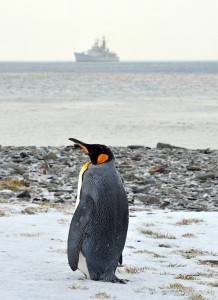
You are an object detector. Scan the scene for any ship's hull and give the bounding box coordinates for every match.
[74,52,119,62]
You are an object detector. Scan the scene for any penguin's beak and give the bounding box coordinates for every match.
[69,138,89,153]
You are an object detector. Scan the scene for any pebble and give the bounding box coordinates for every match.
[0,143,217,211]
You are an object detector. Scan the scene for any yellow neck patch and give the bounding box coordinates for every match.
[75,161,91,211]
[97,154,109,164]
[79,161,91,177]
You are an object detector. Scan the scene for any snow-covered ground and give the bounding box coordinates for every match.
[0,202,217,300]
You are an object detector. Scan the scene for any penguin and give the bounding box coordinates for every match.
[67,138,129,283]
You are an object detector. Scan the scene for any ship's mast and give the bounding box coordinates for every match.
[94,39,99,48]
[102,36,106,49]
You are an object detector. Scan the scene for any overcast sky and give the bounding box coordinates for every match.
[1,0,218,61]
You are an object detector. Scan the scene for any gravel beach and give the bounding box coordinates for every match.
[0,143,217,211]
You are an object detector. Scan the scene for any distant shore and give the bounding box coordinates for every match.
[0,143,217,212]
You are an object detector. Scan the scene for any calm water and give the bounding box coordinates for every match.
[0,61,218,148]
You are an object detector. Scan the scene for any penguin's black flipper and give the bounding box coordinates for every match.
[67,195,94,271]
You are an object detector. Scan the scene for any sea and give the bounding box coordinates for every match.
[0,61,218,149]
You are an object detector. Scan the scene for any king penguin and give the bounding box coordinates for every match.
[67,138,129,283]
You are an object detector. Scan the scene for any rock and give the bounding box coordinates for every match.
[131,186,150,194]
[17,190,31,199]
[131,154,143,161]
[160,200,171,209]
[196,172,216,180]
[138,195,160,205]
[149,165,165,174]
[0,189,15,199]
[156,142,186,150]
[43,151,59,160]
[144,179,156,185]
[0,163,20,170]
[20,152,28,158]
[166,187,180,196]
[127,145,145,150]
[186,164,202,171]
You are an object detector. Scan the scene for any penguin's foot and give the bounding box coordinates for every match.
[100,275,128,284]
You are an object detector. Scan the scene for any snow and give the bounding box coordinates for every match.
[0,202,217,300]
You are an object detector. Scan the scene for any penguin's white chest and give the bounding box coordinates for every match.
[75,161,92,278]
[78,252,90,278]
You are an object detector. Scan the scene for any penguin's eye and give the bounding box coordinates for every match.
[97,154,109,164]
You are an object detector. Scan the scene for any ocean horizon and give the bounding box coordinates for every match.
[0,61,218,149]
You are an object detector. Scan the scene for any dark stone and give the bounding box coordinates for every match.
[32,198,41,202]
[127,145,145,150]
[159,244,171,248]
[17,190,31,199]
[20,152,28,158]
[186,165,202,171]
[54,199,65,203]
[42,198,49,202]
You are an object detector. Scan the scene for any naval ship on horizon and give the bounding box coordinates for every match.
[74,37,119,62]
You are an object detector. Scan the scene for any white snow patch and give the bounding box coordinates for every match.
[0,203,217,300]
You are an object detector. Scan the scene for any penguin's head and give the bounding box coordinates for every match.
[69,138,114,165]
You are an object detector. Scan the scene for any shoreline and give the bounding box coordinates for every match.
[0,143,217,212]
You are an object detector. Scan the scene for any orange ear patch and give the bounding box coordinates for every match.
[97,154,109,164]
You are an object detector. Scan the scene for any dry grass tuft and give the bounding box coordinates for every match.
[182,233,196,238]
[195,272,215,278]
[0,209,7,217]
[0,207,17,217]
[125,266,144,274]
[69,284,88,290]
[175,248,217,259]
[160,283,208,299]
[0,199,10,204]
[144,222,155,227]
[37,202,74,214]
[57,218,69,224]
[176,218,204,226]
[198,260,218,267]
[123,266,145,274]
[175,274,196,280]
[21,207,38,215]
[0,178,27,192]
[140,229,176,239]
[167,263,187,268]
[20,232,41,237]
[91,291,112,299]
[134,249,166,258]
[189,292,207,300]
[160,282,193,293]
[208,280,218,287]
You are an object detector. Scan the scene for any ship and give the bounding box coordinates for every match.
[74,37,119,62]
